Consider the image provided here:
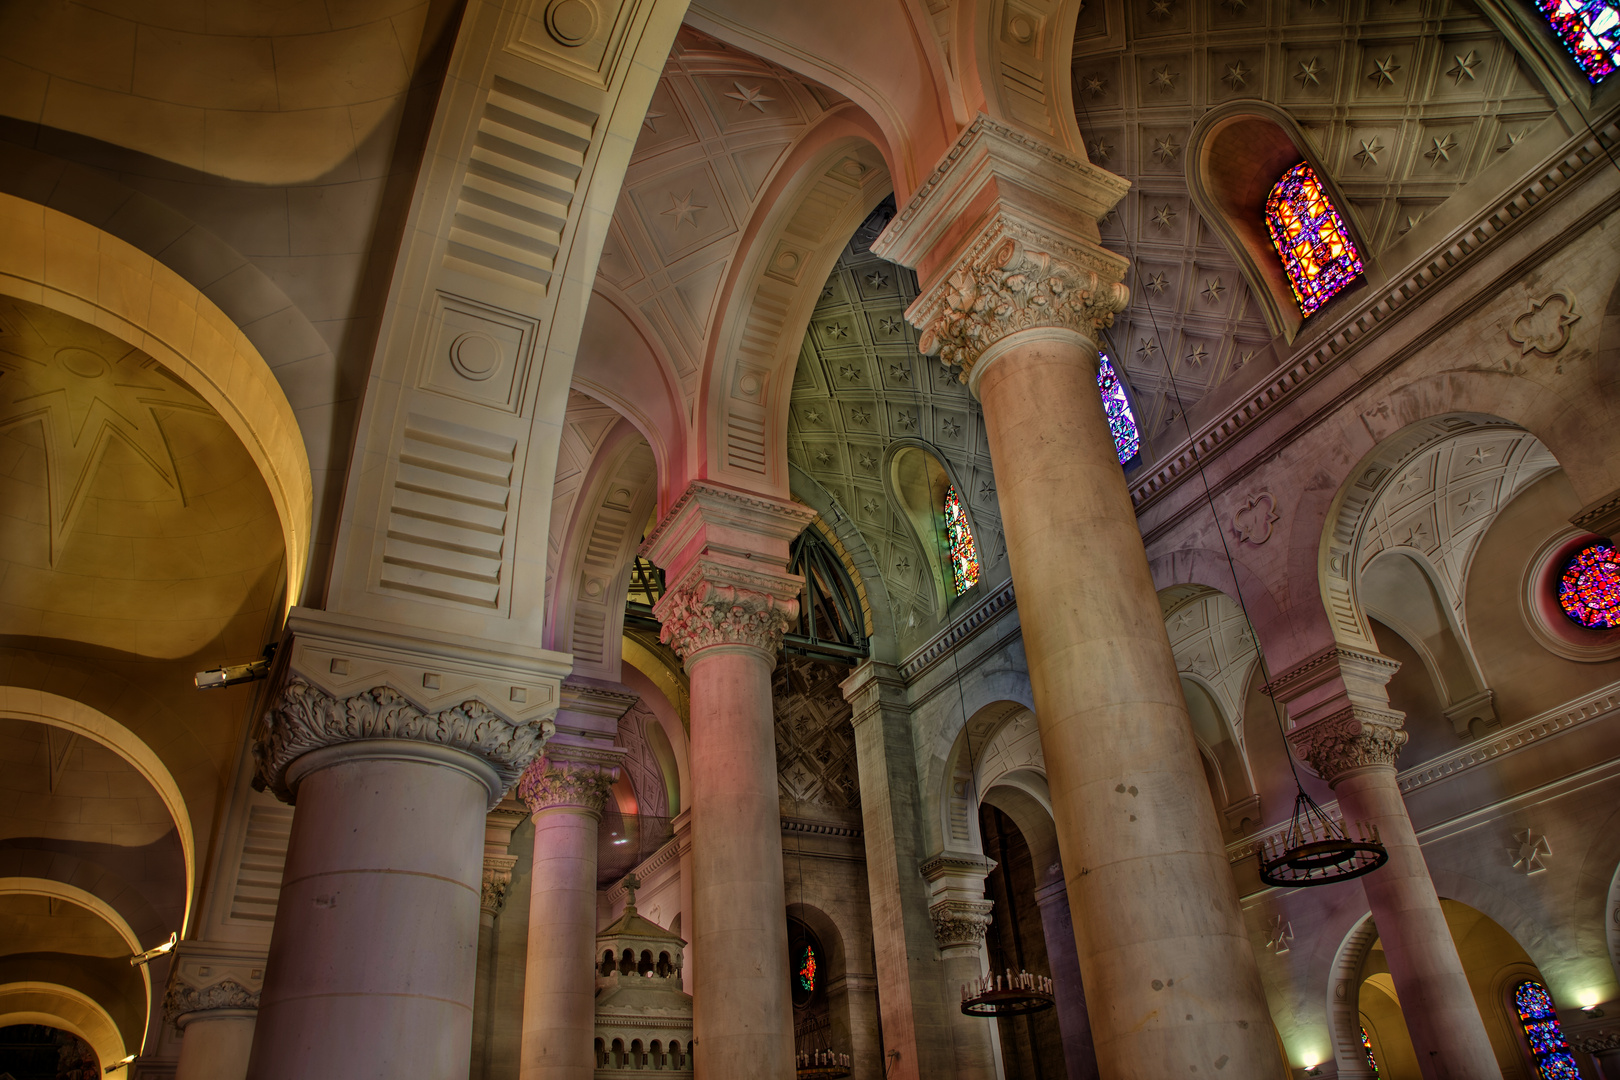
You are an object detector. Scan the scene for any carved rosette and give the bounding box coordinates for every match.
[482,854,519,915]
[909,226,1130,381]
[1287,708,1408,782]
[516,749,622,816]
[163,977,260,1027]
[254,677,555,804]
[930,899,995,949]
[653,561,802,659]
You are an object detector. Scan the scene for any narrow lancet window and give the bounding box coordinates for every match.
[1098,354,1140,463]
[1514,981,1581,1079]
[1265,161,1364,316]
[1534,0,1618,82]
[944,485,981,595]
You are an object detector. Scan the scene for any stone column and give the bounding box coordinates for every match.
[842,661,956,1080]
[473,797,525,1080]
[516,746,624,1080]
[874,118,1286,1078]
[673,808,695,993]
[922,854,1001,1080]
[166,947,263,1080]
[1284,655,1501,1080]
[1034,878,1098,1080]
[644,482,817,1079]
[246,611,566,1080]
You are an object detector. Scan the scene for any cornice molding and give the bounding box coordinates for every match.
[1261,645,1400,703]
[1132,118,1620,534]
[898,581,1017,681]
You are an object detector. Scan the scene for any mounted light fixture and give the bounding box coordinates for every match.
[195,643,276,689]
[1258,789,1387,888]
[129,931,177,967]
[105,1054,137,1073]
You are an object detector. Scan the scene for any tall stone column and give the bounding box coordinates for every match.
[246,610,566,1080]
[1034,878,1098,1080]
[1281,649,1501,1080]
[842,661,956,1080]
[644,482,816,1079]
[166,946,262,1080]
[922,854,1001,1080]
[472,796,525,1080]
[673,809,695,993]
[874,117,1286,1078]
[516,746,624,1080]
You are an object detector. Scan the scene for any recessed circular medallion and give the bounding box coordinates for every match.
[58,348,108,379]
[449,332,501,381]
[545,0,597,46]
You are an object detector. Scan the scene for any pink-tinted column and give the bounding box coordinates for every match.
[645,483,816,1079]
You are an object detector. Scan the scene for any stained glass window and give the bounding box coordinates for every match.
[1098,354,1140,464]
[1559,541,1620,627]
[1534,0,1619,82]
[1515,980,1582,1080]
[1361,1027,1379,1077]
[1265,161,1365,317]
[944,485,981,595]
[797,942,817,993]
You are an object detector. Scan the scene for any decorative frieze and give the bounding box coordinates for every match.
[516,745,625,815]
[929,899,995,948]
[1287,707,1408,780]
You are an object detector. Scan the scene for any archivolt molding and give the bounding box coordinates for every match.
[0,982,127,1074]
[1326,915,1381,1079]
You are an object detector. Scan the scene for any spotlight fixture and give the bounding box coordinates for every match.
[105,1055,137,1073]
[1581,1003,1606,1017]
[129,931,177,967]
[195,643,277,690]
[960,968,1055,1017]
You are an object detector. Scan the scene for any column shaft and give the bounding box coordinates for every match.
[687,643,795,1076]
[1334,767,1501,1080]
[246,741,490,1079]
[175,1016,255,1080]
[937,942,998,1080]
[519,807,601,1079]
[1035,880,1098,1080]
[976,330,1284,1077]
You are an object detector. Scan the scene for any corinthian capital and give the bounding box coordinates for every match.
[482,854,519,915]
[1288,707,1409,782]
[930,899,995,949]
[516,745,624,816]
[653,560,804,659]
[911,229,1130,380]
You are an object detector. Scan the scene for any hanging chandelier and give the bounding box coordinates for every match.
[795,1047,852,1079]
[1258,788,1388,887]
[961,969,1055,1017]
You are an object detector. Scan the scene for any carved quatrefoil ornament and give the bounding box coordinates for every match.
[1508,290,1580,357]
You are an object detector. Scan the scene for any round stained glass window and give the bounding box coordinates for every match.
[1558,541,1620,628]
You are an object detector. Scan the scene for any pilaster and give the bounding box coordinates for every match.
[920,853,997,954]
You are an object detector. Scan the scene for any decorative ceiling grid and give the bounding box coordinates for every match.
[773,654,861,821]
[787,234,1008,646]
[1073,0,1556,452]
[596,30,843,404]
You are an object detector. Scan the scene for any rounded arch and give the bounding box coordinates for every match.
[885,439,983,610]
[789,464,900,664]
[0,982,127,1072]
[1326,913,1381,1079]
[0,193,312,607]
[0,687,195,935]
[980,781,1060,887]
[932,699,1035,856]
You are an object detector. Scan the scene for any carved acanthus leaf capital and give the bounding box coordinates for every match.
[1288,707,1408,781]
[908,226,1130,381]
[163,977,260,1027]
[929,898,995,948]
[516,747,624,815]
[653,561,802,659]
[482,854,519,915]
[254,677,555,806]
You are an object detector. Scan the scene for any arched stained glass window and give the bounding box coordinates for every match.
[1534,0,1619,82]
[943,485,981,595]
[1360,1027,1379,1077]
[1264,161,1364,317]
[1559,541,1620,627]
[797,941,817,994]
[1515,980,1582,1079]
[1098,354,1140,464]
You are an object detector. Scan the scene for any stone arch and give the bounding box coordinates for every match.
[933,699,1033,856]
[789,464,899,664]
[961,0,1088,157]
[0,687,195,934]
[0,982,128,1072]
[885,439,983,611]
[979,781,1060,888]
[1326,913,1381,1079]
[698,117,892,498]
[0,193,313,606]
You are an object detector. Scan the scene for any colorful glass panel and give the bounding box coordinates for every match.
[1098,354,1140,464]
[1534,0,1619,82]
[1361,1027,1379,1077]
[944,485,981,595]
[1515,981,1582,1080]
[1264,162,1365,317]
[1559,541,1620,627]
[797,942,817,993]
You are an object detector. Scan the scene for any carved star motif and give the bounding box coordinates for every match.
[1510,829,1551,874]
[1497,128,1529,153]
[857,451,877,469]
[1148,0,1174,19]
[865,271,889,289]
[1082,75,1108,97]
[1266,916,1294,954]
[1145,271,1170,295]
[895,555,911,573]
[642,109,666,132]
[896,410,917,431]
[1151,203,1178,230]
[839,364,862,381]
[1089,139,1113,164]
[1400,522,1430,547]
[826,323,849,340]
[803,408,823,424]
[661,190,706,229]
[1458,489,1486,515]
[1222,61,1250,90]
[821,283,835,300]
[1152,134,1181,163]
[1172,609,1199,633]
[979,481,995,499]
[937,364,960,386]
[1354,137,1385,167]
[888,363,911,383]
[1367,55,1401,87]
[1202,277,1225,304]
[1424,133,1458,165]
[1294,58,1325,88]
[851,407,871,425]
[1396,467,1424,493]
[862,497,880,514]
[940,416,961,438]
[1447,50,1480,85]
[813,449,832,465]
[725,81,775,111]
[1185,343,1209,367]
[1150,65,1179,93]
[1235,349,1253,368]
[1466,445,1495,465]
[1162,409,1180,429]
[1137,337,1160,360]
[878,316,904,335]
[1398,212,1424,235]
